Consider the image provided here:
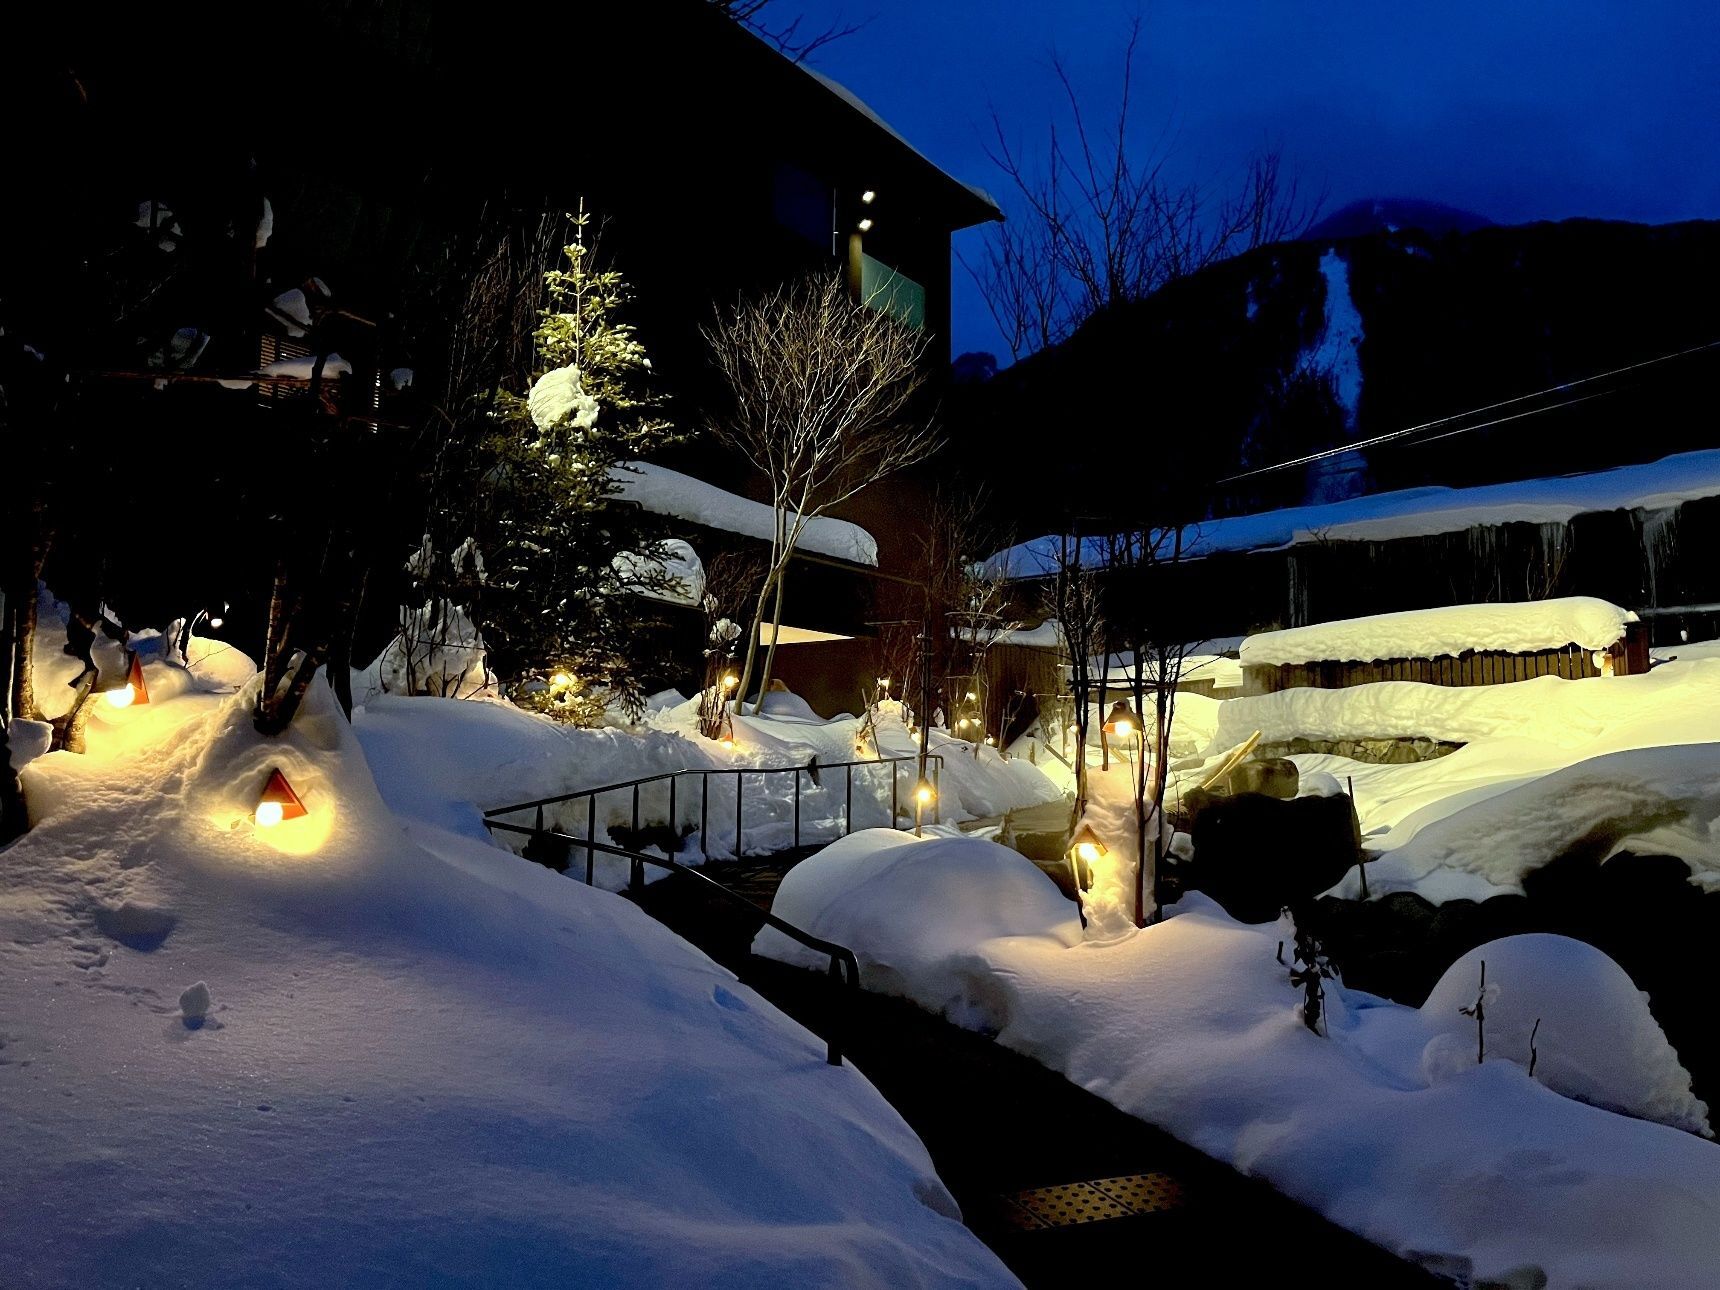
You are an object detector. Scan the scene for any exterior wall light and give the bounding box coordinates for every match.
[255,768,307,828]
[861,190,876,204]
[857,217,873,232]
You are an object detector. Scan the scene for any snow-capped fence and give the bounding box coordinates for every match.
[1239,599,1650,695]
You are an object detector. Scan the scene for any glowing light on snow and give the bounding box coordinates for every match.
[105,683,136,709]
[255,768,307,827]
[104,656,149,707]
[255,800,284,828]
[1070,824,1107,866]
[914,778,935,806]
[1102,700,1138,739]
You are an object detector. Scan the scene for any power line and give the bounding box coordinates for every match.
[1215,336,1720,486]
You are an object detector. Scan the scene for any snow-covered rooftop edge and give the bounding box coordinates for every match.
[611,462,879,567]
[991,448,1720,574]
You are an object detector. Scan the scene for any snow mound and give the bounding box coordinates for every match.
[2,679,1014,1287]
[1420,936,1709,1136]
[1242,597,1633,667]
[528,362,599,433]
[1351,743,1720,898]
[754,829,1082,1029]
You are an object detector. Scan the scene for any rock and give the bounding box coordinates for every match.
[1229,757,1299,798]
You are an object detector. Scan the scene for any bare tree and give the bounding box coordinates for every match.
[708,0,867,62]
[705,273,941,707]
[1050,533,1103,812]
[963,17,1321,361]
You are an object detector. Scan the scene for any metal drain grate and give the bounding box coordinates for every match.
[1001,1172,1184,1231]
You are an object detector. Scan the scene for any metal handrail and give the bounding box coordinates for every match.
[485,819,860,1065]
[483,752,944,865]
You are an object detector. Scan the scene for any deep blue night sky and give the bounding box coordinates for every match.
[786,1,1720,361]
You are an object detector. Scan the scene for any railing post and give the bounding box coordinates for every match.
[793,768,801,849]
[701,774,710,862]
[631,783,640,839]
[933,760,941,826]
[630,855,643,894]
[735,773,744,859]
[586,796,597,886]
[891,761,899,828]
[845,765,853,836]
[668,776,678,855]
[826,955,843,1066]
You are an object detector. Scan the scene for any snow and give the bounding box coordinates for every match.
[528,362,599,433]
[1310,249,1364,429]
[267,287,313,336]
[261,352,352,379]
[755,830,1082,1029]
[1207,654,1720,899]
[614,536,705,607]
[1415,936,1708,1136]
[348,690,1060,890]
[0,674,1015,1287]
[612,461,879,566]
[1241,596,1635,665]
[991,448,1720,569]
[756,832,1720,1287]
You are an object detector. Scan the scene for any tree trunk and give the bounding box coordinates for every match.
[11,569,41,722]
[0,720,27,843]
[753,564,790,705]
[48,670,96,754]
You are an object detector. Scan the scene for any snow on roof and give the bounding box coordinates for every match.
[610,462,878,567]
[1240,596,1635,667]
[992,449,1720,573]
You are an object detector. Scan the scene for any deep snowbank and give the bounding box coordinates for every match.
[755,833,1720,1287]
[1,682,1015,1288]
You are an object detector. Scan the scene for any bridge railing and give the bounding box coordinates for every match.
[483,753,944,877]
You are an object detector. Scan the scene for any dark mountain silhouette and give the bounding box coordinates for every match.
[951,218,1720,534]
[1304,197,1495,241]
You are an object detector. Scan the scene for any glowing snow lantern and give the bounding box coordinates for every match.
[254,768,307,828]
[105,654,150,708]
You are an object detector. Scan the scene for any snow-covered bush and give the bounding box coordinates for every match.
[1421,935,1709,1136]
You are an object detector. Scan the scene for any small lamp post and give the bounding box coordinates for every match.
[913,775,936,838]
[1069,823,1106,891]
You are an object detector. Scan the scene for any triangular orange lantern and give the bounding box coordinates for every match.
[125,653,150,705]
[255,768,307,827]
[104,653,149,708]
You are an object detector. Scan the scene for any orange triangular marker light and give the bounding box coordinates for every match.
[255,768,307,826]
[126,653,150,705]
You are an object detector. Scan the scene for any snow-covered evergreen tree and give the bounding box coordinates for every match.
[455,203,682,722]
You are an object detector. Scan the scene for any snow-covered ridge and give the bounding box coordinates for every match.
[611,461,879,566]
[990,449,1720,571]
[1241,596,1634,666]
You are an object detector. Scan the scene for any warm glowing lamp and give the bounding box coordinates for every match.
[1102,699,1139,739]
[913,777,935,806]
[857,217,873,232]
[861,189,876,204]
[255,768,307,827]
[549,671,574,690]
[722,673,738,691]
[1070,823,1108,865]
[105,654,150,708]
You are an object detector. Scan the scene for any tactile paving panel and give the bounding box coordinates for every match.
[1008,1182,1133,1227]
[1089,1172,1184,1214]
[1004,1173,1185,1230]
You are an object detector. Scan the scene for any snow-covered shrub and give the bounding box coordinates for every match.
[1421,935,1709,1136]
